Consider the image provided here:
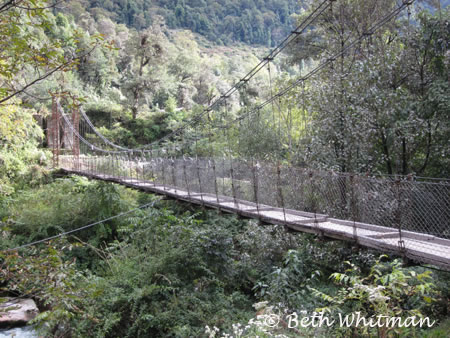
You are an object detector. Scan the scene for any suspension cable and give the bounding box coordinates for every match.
[208,0,414,134]
[80,108,132,151]
[3,200,159,252]
[59,1,414,158]
[63,0,331,153]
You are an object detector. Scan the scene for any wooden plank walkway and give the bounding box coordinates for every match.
[61,169,450,271]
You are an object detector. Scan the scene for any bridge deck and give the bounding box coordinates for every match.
[62,169,450,270]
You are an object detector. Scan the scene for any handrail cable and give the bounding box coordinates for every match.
[4,200,159,252]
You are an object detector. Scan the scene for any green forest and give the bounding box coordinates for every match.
[0,0,449,337]
[83,0,300,45]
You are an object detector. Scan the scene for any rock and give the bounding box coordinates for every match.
[0,298,39,328]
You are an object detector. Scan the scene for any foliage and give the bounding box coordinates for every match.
[1,178,450,337]
[80,0,300,46]
[0,0,107,105]
[0,0,62,103]
[1,177,139,270]
[309,256,440,337]
[0,242,92,337]
[421,318,450,338]
[0,1,449,337]
[253,237,378,312]
[0,101,50,196]
[286,2,450,177]
[1,182,302,337]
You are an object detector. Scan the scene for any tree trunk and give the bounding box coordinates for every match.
[380,129,393,175]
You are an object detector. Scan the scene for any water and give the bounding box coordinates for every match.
[0,326,38,338]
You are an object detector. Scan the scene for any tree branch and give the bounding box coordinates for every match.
[0,0,26,14]
[0,45,97,105]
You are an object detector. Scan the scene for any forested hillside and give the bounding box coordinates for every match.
[1,0,450,337]
[81,0,300,45]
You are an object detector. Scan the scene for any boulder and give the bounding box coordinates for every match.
[0,298,39,328]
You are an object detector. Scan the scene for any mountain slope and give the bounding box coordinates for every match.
[86,0,300,45]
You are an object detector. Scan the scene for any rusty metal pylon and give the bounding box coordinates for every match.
[50,97,60,168]
[72,104,80,170]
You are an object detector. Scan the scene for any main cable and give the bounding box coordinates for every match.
[80,108,132,151]
[210,0,413,132]
[141,0,331,149]
[58,101,129,155]
[68,0,332,153]
[61,0,412,155]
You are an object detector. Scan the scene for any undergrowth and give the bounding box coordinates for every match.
[0,177,449,337]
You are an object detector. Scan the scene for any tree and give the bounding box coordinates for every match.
[120,17,167,119]
[0,1,100,105]
[287,0,449,176]
[78,0,301,46]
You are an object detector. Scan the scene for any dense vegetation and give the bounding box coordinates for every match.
[2,177,450,337]
[83,0,300,45]
[2,0,447,177]
[0,0,449,337]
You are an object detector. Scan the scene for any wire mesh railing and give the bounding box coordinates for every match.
[59,154,450,240]
[51,0,450,269]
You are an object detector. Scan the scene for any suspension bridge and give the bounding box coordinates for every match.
[46,0,450,270]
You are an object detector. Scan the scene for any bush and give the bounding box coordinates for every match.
[1,177,140,269]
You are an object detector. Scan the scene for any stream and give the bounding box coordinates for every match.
[0,326,38,338]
